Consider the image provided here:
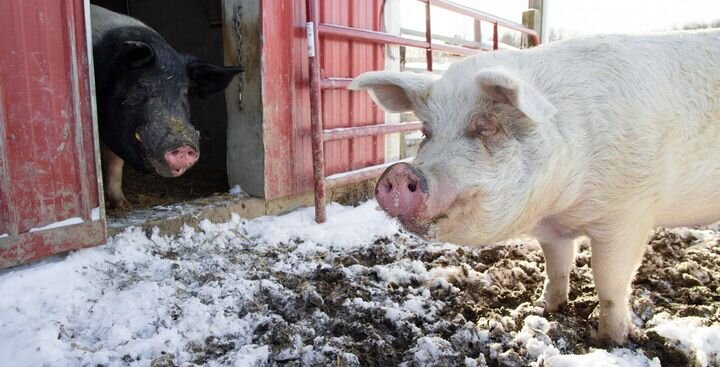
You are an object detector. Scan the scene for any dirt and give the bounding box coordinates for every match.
[137,227,719,366]
[106,165,229,218]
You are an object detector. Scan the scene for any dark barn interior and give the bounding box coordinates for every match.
[91,0,233,216]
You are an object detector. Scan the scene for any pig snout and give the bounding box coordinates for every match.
[164,145,199,176]
[375,163,430,233]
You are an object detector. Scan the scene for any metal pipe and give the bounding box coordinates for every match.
[432,42,481,55]
[493,22,499,50]
[323,122,422,142]
[321,77,353,89]
[306,0,327,223]
[424,0,433,71]
[319,24,478,56]
[326,158,414,189]
[417,0,541,46]
[318,23,430,49]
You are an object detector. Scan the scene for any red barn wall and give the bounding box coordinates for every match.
[225,0,386,199]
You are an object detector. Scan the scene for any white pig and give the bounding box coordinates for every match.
[349,29,720,343]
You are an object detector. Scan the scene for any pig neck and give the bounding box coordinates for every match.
[511,118,585,239]
[535,151,582,233]
[90,5,159,46]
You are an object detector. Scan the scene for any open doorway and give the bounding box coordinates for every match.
[90,0,232,217]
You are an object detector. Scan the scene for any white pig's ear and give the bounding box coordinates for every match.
[476,68,557,122]
[348,71,435,113]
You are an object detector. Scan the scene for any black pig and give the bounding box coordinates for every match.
[91,5,242,209]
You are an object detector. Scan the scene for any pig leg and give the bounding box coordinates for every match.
[533,221,579,312]
[537,238,577,312]
[100,141,130,209]
[588,217,653,344]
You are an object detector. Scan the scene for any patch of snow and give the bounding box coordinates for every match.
[648,313,720,367]
[545,349,661,367]
[243,200,399,250]
[224,344,269,367]
[28,217,83,232]
[0,233,8,239]
[401,336,458,367]
[91,207,101,221]
[229,184,246,196]
[514,316,560,360]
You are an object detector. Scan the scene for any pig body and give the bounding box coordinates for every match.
[351,30,720,343]
[90,5,241,208]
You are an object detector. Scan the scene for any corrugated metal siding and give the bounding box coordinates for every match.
[0,0,105,267]
[260,0,385,199]
[320,0,385,175]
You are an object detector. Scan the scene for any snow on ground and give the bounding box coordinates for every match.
[0,200,719,366]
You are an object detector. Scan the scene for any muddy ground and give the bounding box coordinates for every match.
[106,166,229,217]
[117,223,720,366]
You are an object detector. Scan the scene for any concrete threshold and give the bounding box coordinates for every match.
[107,180,376,236]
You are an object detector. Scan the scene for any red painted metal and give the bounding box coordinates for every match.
[260,0,385,201]
[425,0,433,72]
[308,0,541,222]
[306,0,327,223]
[319,24,430,49]
[0,0,106,268]
[324,122,423,142]
[326,158,413,190]
[317,24,479,57]
[425,0,540,46]
[258,0,312,200]
[493,23,499,50]
[321,78,353,89]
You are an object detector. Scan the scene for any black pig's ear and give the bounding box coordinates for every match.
[187,59,243,99]
[118,41,155,69]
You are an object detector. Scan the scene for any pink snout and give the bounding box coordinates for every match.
[375,163,429,234]
[164,145,199,176]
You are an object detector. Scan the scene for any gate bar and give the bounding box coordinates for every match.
[326,158,414,190]
[306,0,326,223]
[421,0,540,46]
[324,122,423,142]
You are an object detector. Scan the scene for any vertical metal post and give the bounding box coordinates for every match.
[492,22,499,50]
[424,0,433,71]
[306,0,327,223]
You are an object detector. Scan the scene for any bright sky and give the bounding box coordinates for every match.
[399,0,720,41]
[548,0,720,35]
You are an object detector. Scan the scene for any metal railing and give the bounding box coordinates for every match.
[305,0,540,223]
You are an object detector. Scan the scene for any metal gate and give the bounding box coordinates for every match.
[306,0,541,222]
[0,0,106,268]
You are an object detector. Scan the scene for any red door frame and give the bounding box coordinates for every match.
[0,0,106,269]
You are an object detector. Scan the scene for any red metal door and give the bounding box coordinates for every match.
[0,0,106,268]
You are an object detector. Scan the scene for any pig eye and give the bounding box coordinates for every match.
[421,126,432,139]
[122,89,148,106]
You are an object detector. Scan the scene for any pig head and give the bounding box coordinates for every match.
[91,5,242,209]
[350,67,559,246]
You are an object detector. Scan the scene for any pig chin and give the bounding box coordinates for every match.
[394,193,468,240]
[410,189,490,245]
[145,156,188,177]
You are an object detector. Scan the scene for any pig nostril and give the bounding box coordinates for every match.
[408,182,417,192]
[188,150,197,158]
